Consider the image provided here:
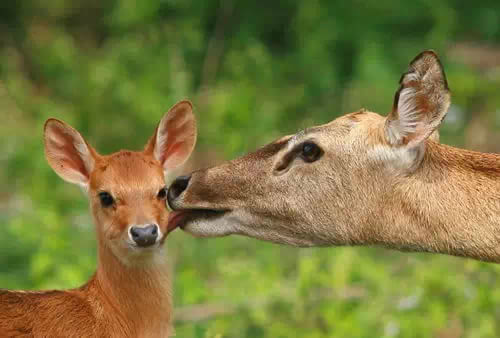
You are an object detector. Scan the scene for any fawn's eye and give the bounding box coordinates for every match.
[157,187,167,200]
[300,142,322,163]
[98,192,114,208]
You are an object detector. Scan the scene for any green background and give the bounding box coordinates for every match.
[1,1,500,337]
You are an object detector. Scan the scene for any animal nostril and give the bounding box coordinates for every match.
[151,226,158,235]
[167,175,191,204]
[130,227,140,239]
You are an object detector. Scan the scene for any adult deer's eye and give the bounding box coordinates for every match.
[157,187,167,200]
[301,142,322,163]
[98,192,114,208]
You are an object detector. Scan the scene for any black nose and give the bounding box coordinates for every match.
[129,224,159,247]
[168,175,191,206]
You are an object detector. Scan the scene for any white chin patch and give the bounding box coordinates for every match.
[183,217,321,247]
[182,217,238,238]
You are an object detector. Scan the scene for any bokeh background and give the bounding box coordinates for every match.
[1,1,500,337]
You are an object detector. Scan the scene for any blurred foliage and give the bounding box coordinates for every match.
[1,0,500,337]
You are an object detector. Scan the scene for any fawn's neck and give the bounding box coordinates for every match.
[91,244,172,336]
[379,142,500,262]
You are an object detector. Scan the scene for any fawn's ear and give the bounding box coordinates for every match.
[145,100,197,171]
[44,119,97,188]
[385,50,450,147]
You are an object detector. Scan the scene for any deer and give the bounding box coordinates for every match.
[167,51,500,263]
[0,100,197,337]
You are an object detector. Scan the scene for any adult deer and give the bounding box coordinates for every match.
[168,51,500,263]
[0,101,196,337]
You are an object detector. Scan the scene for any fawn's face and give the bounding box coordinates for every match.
[44,101,197,264]
[88,151,170,259]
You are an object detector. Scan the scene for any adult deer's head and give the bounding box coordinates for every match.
[168,51,456,248]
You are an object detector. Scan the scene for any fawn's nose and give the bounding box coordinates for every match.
[129,224,159,247]
[168,175,191,205]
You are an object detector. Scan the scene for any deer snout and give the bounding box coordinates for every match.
[167,175,191,206]
[129,224,159,247]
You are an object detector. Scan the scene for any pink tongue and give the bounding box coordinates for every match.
[167,211,186,232]
[168,211,181,223]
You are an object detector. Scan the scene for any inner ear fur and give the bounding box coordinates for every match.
[385,50,450,147]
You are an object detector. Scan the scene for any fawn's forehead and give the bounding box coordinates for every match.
[90,151,165,191]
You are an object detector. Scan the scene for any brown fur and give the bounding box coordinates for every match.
[170,52,500,263]
[1,101,197,337]
[0,152,173,338]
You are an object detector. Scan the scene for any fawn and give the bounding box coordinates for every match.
[0,100,196,337]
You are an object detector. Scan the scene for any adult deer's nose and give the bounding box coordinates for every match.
[129,224,159,247]
[168,175,191,206]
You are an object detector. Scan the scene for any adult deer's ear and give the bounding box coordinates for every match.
[145,100,197,172]
[385,50,450,147]
[44,119,98,188]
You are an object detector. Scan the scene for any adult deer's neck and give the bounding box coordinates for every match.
[89,244,172,336]
[380,141,500,262]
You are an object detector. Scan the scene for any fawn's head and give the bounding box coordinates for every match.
[44,101,196,263]
[168,51,451,246]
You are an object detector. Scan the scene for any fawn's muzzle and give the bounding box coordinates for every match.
[129,224,159,247]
